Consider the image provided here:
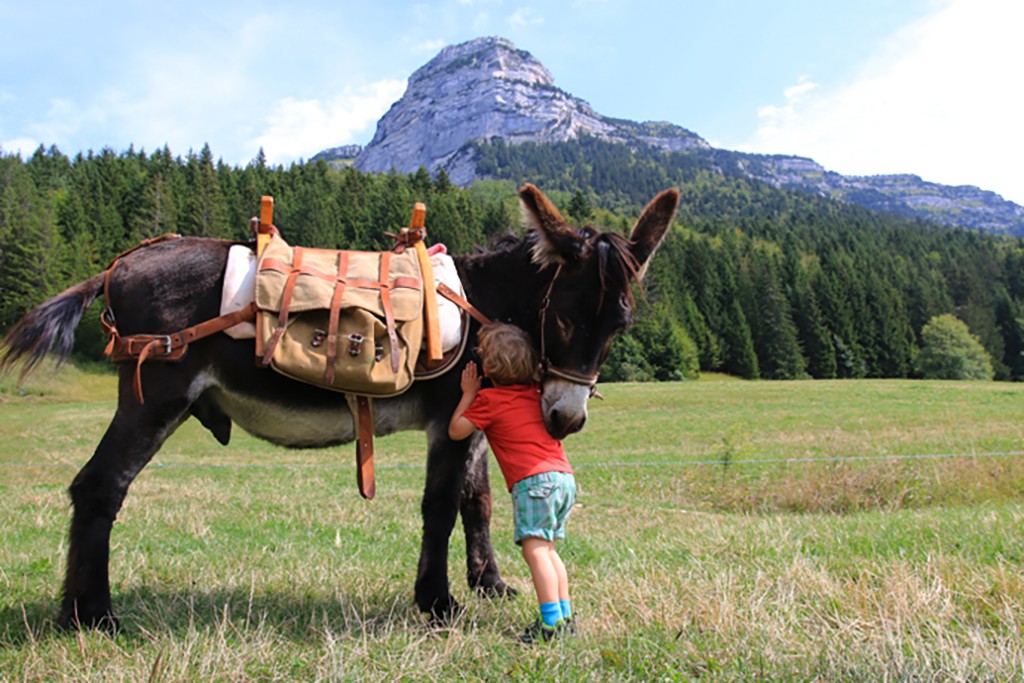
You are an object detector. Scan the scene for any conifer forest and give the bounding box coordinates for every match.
[2,140,1022,382]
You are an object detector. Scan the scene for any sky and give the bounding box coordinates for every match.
[2,0,1021,204]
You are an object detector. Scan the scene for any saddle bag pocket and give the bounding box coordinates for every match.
[256,235,424,397]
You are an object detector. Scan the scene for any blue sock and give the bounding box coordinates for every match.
[560,599,573,620]
[539,601,563,628]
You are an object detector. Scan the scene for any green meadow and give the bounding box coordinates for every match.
[1,367,1022,681]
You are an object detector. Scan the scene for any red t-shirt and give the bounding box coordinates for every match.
[462,383,573,491]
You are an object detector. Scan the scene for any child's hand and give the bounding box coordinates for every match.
[461,362,482,394]
[448,362,482,441]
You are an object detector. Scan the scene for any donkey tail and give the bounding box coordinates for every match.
[0,274,106,379]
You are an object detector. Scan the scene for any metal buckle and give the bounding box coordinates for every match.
[158,335,173,355]
[348,333,364,356]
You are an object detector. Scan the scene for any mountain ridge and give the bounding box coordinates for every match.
[316,37,1024,236]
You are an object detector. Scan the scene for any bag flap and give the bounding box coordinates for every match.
[256,236,423,322]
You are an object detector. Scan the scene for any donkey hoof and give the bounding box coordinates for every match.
[475,581,518,600]
[59,609,120,634]
[426,597,465,626]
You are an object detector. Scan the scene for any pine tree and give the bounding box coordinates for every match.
[0,163,64,329]
[994,289,1024,380]
[786,252,836,378]
[720,298,759,379]
[748,249,806,379]
[184,144,230,238]
[567,189,592,224]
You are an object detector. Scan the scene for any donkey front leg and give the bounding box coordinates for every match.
[460,432,515,598]
[414,425,474,621]
[60,387,190,630]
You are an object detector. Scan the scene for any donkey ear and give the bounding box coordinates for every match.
[630,188,680,279]
[519,183,587,267]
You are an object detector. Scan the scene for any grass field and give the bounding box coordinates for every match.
[1,366,1023,681]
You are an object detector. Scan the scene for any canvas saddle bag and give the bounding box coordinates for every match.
[255,234,425,397]
[249,198,486,500]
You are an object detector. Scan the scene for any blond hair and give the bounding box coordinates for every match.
[476,323,538,385]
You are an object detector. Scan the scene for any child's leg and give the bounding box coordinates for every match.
[550,545,572,620]
[521,537,560,604]
[549,546,569,602]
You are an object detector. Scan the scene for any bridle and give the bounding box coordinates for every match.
[440,262,602,398]
[537,264,601,398]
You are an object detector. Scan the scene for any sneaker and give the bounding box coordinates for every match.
[559,616,577,636]
[518,618,558,644]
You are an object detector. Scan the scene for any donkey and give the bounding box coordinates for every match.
[1,183,680,630]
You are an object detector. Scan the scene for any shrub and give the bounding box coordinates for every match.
[915,314,994,380]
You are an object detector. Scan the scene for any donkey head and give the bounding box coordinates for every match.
[519,184,680,439]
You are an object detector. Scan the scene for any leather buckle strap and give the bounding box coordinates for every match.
[346,394,376,500]
[261,246,303,365]
[436,283,491,326]
[536,264,602,398]
[378,251,401,374]
[324,251,350,385]
[542,362,602,399]
[105,303,257,404]
[258,257,419,291]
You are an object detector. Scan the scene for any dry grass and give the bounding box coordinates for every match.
[2,368,1023,680]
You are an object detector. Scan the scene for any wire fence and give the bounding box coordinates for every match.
[4,449,1024,471]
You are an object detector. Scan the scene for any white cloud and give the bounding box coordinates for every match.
[1,137,40,157]
[5,97,109,156]
[506,7,544,26]
[250,80,406,164]
[740,0,1024,204]
[416,39,449,54]
[754,76,818,140]
[782,77,818,102]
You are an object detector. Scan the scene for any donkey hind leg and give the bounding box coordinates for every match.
[60,390,191,631]
[460,432,515,599]
[414,426,479,622]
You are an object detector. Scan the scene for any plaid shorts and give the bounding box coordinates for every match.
[511,471,577,545]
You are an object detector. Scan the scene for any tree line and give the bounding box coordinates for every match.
[473,137,1024,381]
[2,142,1022,381]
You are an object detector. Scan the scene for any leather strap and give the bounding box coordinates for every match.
[378,251,401,374]
[437,283,492,326]
[258,257,419,291]
[261,246,303,365]
[98,235,255,404]
[106,303,257,403]
[324,250,350,385]
[354,395,376,499]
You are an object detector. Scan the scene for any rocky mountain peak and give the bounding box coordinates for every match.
[353,37,708,183]
[407,36,555,91]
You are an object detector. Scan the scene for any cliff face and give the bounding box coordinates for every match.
[331,37,1023,235]
[728,153,1024,235]
[353,37,708,184]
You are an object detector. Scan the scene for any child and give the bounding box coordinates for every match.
[448,322,577,643]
